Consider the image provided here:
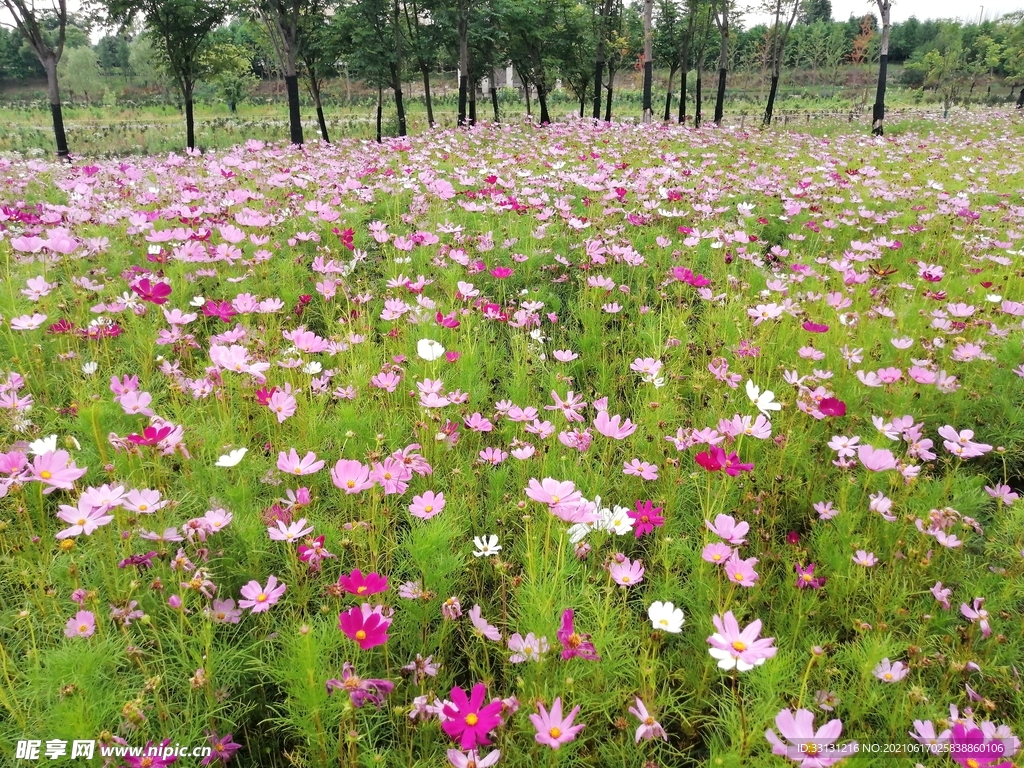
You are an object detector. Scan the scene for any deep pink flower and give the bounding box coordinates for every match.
[802,321,829,333]
[131,278,172,305]
[336,569,389,597]
[441,683,504,750]
[795,563,826,589]
[628,500,664,538]
[124,740,178,767]
[818,398,847,417]
[948,722,1012,768]
[557,608,600,661]
[200,731,242,765]
[339,604,391,649]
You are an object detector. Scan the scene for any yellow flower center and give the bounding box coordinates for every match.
[294,468,303,474]
[383,472,392,480]
[40,471,53,479]
[621,576,631,583]
[139,504,148,511]
[884,673,893,680]
[77,518,87,526]
[424,505,433,513]
[966,760,980,768]
[712,554,722,561]
[79,623,89,633]
[802,574,813,582]
[733,572,745,581]
[356,585,369,594]
[216,612,226,620]
[551,495,560,503]
[465,713,478,726]
[732,640,747,652]
[659,619,668,626]
[256,593,267,602]
[346,480,355,488]
[549,727,562,739]
[645,716,655,725]
[355,630,366,640]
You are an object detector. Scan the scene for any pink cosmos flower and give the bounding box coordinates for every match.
[852,550,878,567]
[873,658,909,682]
[623,458,659,480]
[29,450,87,493]
[339,604,392,649]
[331,459,375,494]
[267,518,314,543]
[369,457,412,495]
[629,698,668,742]
[724,553,760,587]
[277,449,325,476]
[594,410,637,439]
[55,500,115,539]
[409,493,446,524]
[931,582,952,611]
[468,605,501,641]
[446,750,501,768]
[441,683,504,750]
[857,445,898,472]
[961,597,992,638]
[64,610,96,638]
[525,477,582,511]
[705,514,749,544]
[702,542,733,564]
[325,662,395,709]
[267,390,297,423]
[530,697,585,750]
[239,575,286,613]
[765,708,855,767]
[609,556,645,586]
[206,599,242,624]
[508,632,549,663]
[707,611,777,671]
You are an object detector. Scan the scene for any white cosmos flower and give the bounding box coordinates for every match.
[82,361,98,375]
[595,506,634,536]
[189,296,206,307]
[302,361,323,375]
[28,435,59,455]
[417,338,445,361]
[648,601,685,633]
[215,448,248,467]
[745,379,781,418]
[472,534,501,557]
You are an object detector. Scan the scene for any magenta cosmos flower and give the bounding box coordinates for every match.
[695,445,753,475]
[948,722,1013,768]
[336,569,389,597]
[818,398,847,417]
[239,575,286,613]
[765,708,856,767]
[200,731,242,765]
[339,604,391,649]
[557,609,600,660]
[707,611,777,671]
[530,697,585,749]
[124,740,178,767]
[441,683,504,750]
[628,500,664,538]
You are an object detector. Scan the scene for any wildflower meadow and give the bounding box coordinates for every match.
[1,113,1023,767]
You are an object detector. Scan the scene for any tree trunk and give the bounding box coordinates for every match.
[714,67,726,124]
[872,0,891,135]
[376,86,383,142]
[664,67,675,121]
[593,0,613,119]
[678,67,688,123]
[43,56,69,158]
[390,64,407,136]
[458,11,469,126]
[579,94,585,117]
[184,83,196,150]
[469,78,477,125]
[695,68,703,127]
[642,0,654,123]
[1017,87,1024,108]
[537,79,551,125]
[285,73,303,145]
[309,74,330,142]
[764,74,779,125]
[523,79,532,116]
[491,68,500,122]
[604,73,614,122]
[421,65,435,126]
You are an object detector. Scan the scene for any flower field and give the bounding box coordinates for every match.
[1,114,1023,767]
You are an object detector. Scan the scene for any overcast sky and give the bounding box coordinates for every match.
[745,0,1022,26]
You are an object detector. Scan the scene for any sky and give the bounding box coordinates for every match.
[746,0,1023,26]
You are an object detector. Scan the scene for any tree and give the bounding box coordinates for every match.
[201,39,257,113]
[336,0,407,136]
[1,0,71,156]
[797,0,829,24]
[58,45,105,104]
[710,0,730,124]
[106,0,230,150]
[592,0,615,118]
[400,0,439,126]
[761,0,800,125]
[297,12,337,141]
[871,0,891,135]
[96,33,131,76]
[641,0,653,122]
